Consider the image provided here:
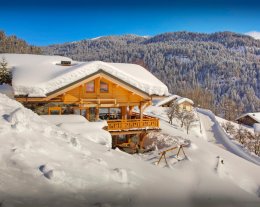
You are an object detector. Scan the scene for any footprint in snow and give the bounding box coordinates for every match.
[39,164,54,180]
[43,170,54,179]
[214,156,230,179]
[111,168,128,184]
[96,158,108,166]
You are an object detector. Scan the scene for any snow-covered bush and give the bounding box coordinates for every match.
[144,132,189,150]
[176,110,197,134]
[233,126,260,156]
[167,102,179,125]
[0,57,11,84]
[221,121,236,135]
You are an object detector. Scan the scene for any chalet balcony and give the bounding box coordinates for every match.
[107,114,160,132]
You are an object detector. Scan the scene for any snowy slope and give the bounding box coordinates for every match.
[41,115,111,147]
[0,95,260,207]
[198,108,260,165]
[145,106,260,191]
[0,53,169,97]
[0,84,13,98]
[155,94,180,106]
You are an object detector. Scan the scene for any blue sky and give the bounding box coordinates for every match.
[1,0,260,46]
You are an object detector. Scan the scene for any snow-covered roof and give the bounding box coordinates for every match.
[236,112,260,123]
[155,95,180,106]
[155,95,194,107]
[0,54,169,97]
[175,97,194,105]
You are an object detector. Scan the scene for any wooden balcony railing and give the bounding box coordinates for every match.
[107,118,160,131]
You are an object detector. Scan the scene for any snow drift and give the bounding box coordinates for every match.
[0,94,260,207]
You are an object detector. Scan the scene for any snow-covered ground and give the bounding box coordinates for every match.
[0,84,13,98]
[198,108,260,165]
[1,95,260,207]
[41,115,111,147]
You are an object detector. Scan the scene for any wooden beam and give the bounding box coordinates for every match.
[139,133,148,149]
[121,106,127,120]
[100,104,119,108]
[139,103,144,120]
[128,106,134,117]
[109,129,160,135]
[95,107,99,121]
[15,97,48,102]
[96,77,100,97]
[86,108,90,121]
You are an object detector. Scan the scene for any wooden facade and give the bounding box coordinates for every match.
[178,101,193,112]
[236,115,259,127]
[15,72,161,151]
[161,100,193,112]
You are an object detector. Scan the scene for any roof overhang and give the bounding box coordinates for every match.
[15,69,153,102]
[236,114,260,123]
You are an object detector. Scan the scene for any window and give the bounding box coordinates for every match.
[86,80,95,92]
[100,81,109,92]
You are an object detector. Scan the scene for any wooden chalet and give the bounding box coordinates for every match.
[10,54,169,152]
[155,95,194,112]
[236,113,260,127]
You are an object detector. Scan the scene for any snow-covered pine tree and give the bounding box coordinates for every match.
[0,57,11,84]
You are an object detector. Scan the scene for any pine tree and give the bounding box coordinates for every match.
[0,57,11,84]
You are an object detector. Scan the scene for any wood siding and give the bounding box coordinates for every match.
[178,101,193,112]
[237,116,259,127]
[62,76,145,106]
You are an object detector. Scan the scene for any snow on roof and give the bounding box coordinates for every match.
[1,53,169,97]
[155,95,194,107]
[175,97,194,105]
[155,95,180,106]
[236,112,260,123]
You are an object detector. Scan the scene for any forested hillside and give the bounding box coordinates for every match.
[0,31,41,54]
[45,32,260,118]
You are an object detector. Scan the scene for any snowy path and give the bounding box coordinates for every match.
[197,108,260,166]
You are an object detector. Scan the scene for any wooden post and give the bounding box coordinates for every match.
[139,133,147,149]
[121,106,127,120]
[157,151,168,165]
[96,77,100,97]
[176,145,187,158]
[81,84,84,98]
[128,106,134,118]
[139,104,143,120]
[108,108,110,120]
[86,108,90,120]
[95,107,99,121]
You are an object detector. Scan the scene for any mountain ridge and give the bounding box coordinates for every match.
[42,31,260,117]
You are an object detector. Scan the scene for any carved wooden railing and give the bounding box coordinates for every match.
[107,117,160,131]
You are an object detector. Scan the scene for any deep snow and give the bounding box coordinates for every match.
[0,54,169,97]
[0,95,260,207]
[198,108,260,165]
